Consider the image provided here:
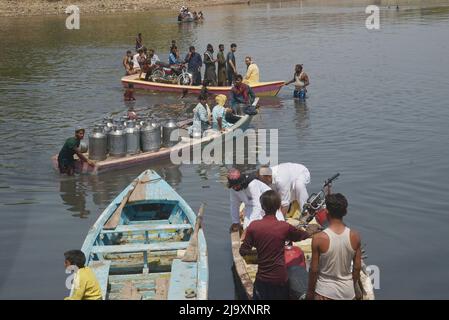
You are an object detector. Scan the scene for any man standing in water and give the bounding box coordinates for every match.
[285,64,309,99]
[306,193,362,300]
[135,33,143,51]
[58,127,94,175]
[217,44,227,86]
[226,43,237,85]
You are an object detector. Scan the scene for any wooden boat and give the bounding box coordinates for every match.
[121,74,284,97]
[231,215,375,300]
[79,169,208,300]
[52,113,253,175]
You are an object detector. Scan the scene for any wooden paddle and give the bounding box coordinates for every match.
[182,203,206,262]
[103,179,139,230]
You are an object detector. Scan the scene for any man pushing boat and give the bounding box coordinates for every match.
[57,127,94,176]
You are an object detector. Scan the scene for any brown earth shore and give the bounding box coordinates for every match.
[0,0,256,17]
[0,0,430,17]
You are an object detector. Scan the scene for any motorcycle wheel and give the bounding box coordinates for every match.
[151,69,164,81]
[177,73,192,86]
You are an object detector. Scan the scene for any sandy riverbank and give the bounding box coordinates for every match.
[0,0,253,17]
[0,0,441,17]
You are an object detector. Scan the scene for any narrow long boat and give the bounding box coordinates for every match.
[52,114,253,175]
[121,74,284,97]
[231,215,375,300]
[79,169,208,300]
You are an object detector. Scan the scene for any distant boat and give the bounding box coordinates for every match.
[79,170,208,300]
[231,214,375,300]
[51,113,254,175]
[121,74,285,97]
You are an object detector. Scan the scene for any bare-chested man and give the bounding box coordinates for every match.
[285,64,309,99]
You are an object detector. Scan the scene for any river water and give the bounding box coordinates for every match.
[1,0,449,299]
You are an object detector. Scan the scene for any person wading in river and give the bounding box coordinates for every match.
[285,64,309,99]
[239,190,316,300]
[58,127,94,175]
[306,193,362,300]
[123,50,136,75]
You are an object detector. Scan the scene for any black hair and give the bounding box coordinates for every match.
[198,93,207,101]
[219,44,224,49]
[260,190,281,215]
[126,50,132,54]
[64,250,86,268]
[189,46,195,51]
[235,74,243,81]
[227,173,255,189]
[231,43,237,48]
[325,193,348,219]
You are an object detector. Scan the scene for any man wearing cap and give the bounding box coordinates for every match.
[58,127,94,176]
[258,163,311,218]
[228,168,284,231]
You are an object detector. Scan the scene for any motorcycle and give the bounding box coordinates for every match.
[150,62,193,86]
[297,173,340,227]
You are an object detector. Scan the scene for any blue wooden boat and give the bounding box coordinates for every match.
[80,170,208,300]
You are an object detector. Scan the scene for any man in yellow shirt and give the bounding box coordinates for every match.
[243,56,260,85]
[64,250,103,300]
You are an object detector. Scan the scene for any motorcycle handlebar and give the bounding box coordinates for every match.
[324,173,340,187]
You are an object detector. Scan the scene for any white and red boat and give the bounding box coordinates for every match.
[121,74,285,97]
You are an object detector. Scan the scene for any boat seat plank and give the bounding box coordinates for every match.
[167,259,197,300]
[91,242,189,254]
[128,219,169,225]
[88,260,111,300]
[101,223,192,234]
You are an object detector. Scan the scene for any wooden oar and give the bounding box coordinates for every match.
[182,203,206,262]
[103,179,139,230]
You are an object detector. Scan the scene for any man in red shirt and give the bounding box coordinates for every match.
[239,190,317,300]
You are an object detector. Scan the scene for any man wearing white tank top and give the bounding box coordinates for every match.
[306,193,362,300]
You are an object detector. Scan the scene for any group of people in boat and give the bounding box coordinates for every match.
[123,36,263,88]
[227,164,363,300]
[187,93,243,137]
[178,6,204,22]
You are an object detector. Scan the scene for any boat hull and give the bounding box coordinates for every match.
[121,74,284,97]
[79,170,208,300]
[52,115,253,175]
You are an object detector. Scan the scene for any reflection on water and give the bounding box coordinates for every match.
[1,0,449,299]
[59,178,90,218]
